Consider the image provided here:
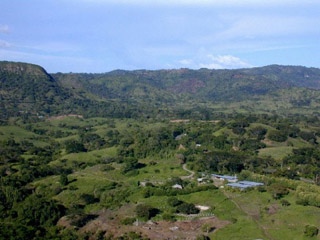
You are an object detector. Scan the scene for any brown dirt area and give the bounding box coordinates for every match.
[59,206,230,239]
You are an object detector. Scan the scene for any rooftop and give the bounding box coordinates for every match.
[227,180,264,189]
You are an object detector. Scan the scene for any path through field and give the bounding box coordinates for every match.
[181,163,195,179]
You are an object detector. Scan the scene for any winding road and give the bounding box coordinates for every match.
[181,163,195,179]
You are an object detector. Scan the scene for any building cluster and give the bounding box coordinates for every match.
[211,174,264,190]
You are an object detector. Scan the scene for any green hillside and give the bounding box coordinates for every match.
[53,64,320,117]
[2,61,320,120]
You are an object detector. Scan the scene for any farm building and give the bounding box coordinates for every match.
[227,181,264,189]
[212,174,238,183]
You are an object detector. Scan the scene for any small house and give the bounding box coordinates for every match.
[172,184,183,189]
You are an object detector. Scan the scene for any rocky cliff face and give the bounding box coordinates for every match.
[0,61,52,79]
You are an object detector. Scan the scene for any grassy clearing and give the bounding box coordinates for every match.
[133,157,186,182]
[222,188,320,240]
[0,125,36,140]
[259,146,294,160]
[50,147,118,167]
[0,125,49,146]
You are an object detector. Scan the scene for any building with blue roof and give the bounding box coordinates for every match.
[227,180,264,189]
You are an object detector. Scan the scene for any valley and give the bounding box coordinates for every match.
[0,61,319,239]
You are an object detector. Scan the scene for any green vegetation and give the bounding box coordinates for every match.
[1,61,320,239]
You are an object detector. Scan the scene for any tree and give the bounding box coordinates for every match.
[249,126,267,140]
[60,173,68,186]
[269,183,289,199]
[176,202,199,214]
[121,157,144,174]
[299,131,317,144]
[17,194,65,227]
[135,204,159,220]
[280,199,290,206]
[64,140,86,153]
[267,130,287,142]
[196,235,211,240]
[304,225,319,237]
[167,197,183,207]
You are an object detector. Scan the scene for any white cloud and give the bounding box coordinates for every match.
[201,55,252,69]
[179,59,193,65]
[180,54,252,69]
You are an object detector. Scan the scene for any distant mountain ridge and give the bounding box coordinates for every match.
[54,65,320,99]
[2,61,320,120]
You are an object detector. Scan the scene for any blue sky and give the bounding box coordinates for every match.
[0,0,319,73]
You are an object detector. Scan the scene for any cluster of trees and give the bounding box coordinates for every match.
[1,111,320,238]
[0,139,74,239]
[167,197,200,215]
[295,184,320,207]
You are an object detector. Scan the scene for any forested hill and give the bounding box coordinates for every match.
[2,61,320,120]
[54,65,320,100]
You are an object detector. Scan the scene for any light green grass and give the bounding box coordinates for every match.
[53,147,118,166]
[220,188,320,240]
[259,146,294,160]
[0,125,49,146]
[132,157,186,182]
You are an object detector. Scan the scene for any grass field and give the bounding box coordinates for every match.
[3,116,320,239]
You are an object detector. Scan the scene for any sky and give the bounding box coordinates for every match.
[0,0,319,73]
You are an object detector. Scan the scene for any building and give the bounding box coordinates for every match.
[227,181,264,189]
[212,174,238,183]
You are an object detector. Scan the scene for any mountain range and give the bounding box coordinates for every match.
[2,61,320,120]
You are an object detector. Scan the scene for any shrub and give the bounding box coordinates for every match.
[161,213,176,222]
[101,165,115,172]
[304,225,319,237]
[196,234,211,240]
[176,202,199,215]
[121,217,136,225]
[135,204,160,220]
[280,199,290,206]
[167,197,183,207]
[269,183,289,199]
[267,130,287,142]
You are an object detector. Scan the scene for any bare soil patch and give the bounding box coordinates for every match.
[59,205,230,239]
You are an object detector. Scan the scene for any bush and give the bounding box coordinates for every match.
[167,197,183,207]
[269,183,289,199]
[267,130,287,142]
[121,217,136,225]
[101,165,115,172]
[280,199,290,206]
[176,202,199,215]
[135,204,160,220]
[161,213,176,222]
[304,225,319,237]
[196,234,211,240]
[70,214,98,228]
[60,173,68,186]
[79,193,98,205]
